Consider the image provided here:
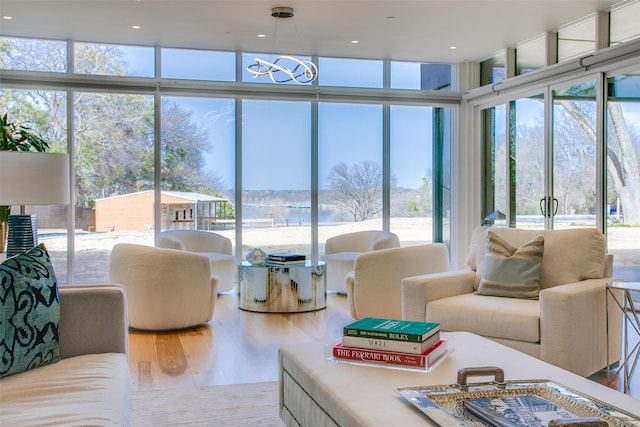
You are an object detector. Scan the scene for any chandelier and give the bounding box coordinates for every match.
[246,7,318,84]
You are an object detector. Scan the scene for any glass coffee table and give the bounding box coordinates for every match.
[237,260,326,313]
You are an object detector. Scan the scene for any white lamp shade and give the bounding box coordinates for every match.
[0,151,70,205]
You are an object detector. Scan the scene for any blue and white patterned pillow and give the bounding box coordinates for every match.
[0,244,60,378]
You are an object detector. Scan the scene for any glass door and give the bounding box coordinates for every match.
[511,95,545,229]
[551,80,598,230]
[483,81,600,231]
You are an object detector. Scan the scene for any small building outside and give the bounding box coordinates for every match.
[94,190,231,232]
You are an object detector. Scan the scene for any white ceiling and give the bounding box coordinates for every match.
[0,0,624,63]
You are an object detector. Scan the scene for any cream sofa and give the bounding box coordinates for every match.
[401,226,622,377]
[0,284,131,426]
[321,230,400,294]
[157,230,236,293]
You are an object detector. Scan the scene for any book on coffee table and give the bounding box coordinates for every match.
[343,318,440,343]
[463,395,583,427]
[266,253,306,265]
[331,339,448,369]
[341,331,441,354]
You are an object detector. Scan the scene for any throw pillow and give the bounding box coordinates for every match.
[0,244,60,378]
[477,231,544,299]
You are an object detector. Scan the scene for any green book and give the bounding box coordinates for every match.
[343,318,440,343]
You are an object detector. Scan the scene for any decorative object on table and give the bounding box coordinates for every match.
[265,252,305,265]
[246,7,318,84]
[0,150,70,257]
[395,366,640,426]
[245,247,267,265]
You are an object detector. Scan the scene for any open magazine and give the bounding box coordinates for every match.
[463,395,595,427]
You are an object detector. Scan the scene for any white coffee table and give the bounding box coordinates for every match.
[278,332,640,427]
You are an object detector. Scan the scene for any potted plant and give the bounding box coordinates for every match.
[0,113,50,252]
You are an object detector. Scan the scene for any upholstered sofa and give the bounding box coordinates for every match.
[156,229,236,292]
[0,284,131,426]
[321,230,400,294]
[401,226,622,377]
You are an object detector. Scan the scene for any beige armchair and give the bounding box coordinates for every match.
[156,230,236,292]
[401,226,622,377]
[109,243,219,330]
[321,230,400,294]
[345,243,450,320]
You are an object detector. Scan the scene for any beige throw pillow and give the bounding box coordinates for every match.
[477,231,544,299]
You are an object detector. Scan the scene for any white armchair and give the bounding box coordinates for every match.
[156,230,236,292]
[109,243,219,331]
[401,226,622,377]
[345,243,450,320]
[321,230,400,294]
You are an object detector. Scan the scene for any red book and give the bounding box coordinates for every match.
[332,339,448,368]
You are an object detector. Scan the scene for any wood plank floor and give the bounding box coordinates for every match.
[127,292,640,400]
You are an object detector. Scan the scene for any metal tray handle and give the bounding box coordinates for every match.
[457,366,506,390]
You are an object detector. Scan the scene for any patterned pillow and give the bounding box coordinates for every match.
[477,231,544,299]
[0,244,60,378]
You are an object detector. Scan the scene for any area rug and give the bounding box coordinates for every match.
[132,381,284,426]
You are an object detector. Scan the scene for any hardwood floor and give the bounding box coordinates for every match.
[128,292,353,390]
[127,292,640,401]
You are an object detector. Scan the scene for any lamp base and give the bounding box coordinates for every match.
[6,214,38,258]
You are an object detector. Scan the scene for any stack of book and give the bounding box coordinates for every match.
[332,317,448,369]
[265,253,306,265]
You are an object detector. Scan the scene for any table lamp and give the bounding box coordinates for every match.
[0,151,70,257]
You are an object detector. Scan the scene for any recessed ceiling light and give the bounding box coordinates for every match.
[257,34,267,38]
[132,25,141,29]
[2,16,12,20]
[351,40,360,44]
[450,46,457,50]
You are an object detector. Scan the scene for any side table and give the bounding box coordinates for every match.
[606,281,640,393]
[237,261,326,313]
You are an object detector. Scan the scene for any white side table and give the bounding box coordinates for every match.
[606,281,640,393]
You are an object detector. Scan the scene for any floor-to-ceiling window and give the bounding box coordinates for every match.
[160,96,236,242]
[242,99,311,257]
[1,35,454,284]
[74,91,155,283]
[0,87,69,281]
[606,70,640,278]
[317,103,383,252]
[390,105,433,244]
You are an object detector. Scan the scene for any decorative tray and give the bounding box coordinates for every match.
[395,366,640,426]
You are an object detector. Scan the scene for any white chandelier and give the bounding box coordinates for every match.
[246,7,318,84]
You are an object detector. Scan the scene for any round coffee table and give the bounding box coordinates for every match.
[237,260,326,313]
